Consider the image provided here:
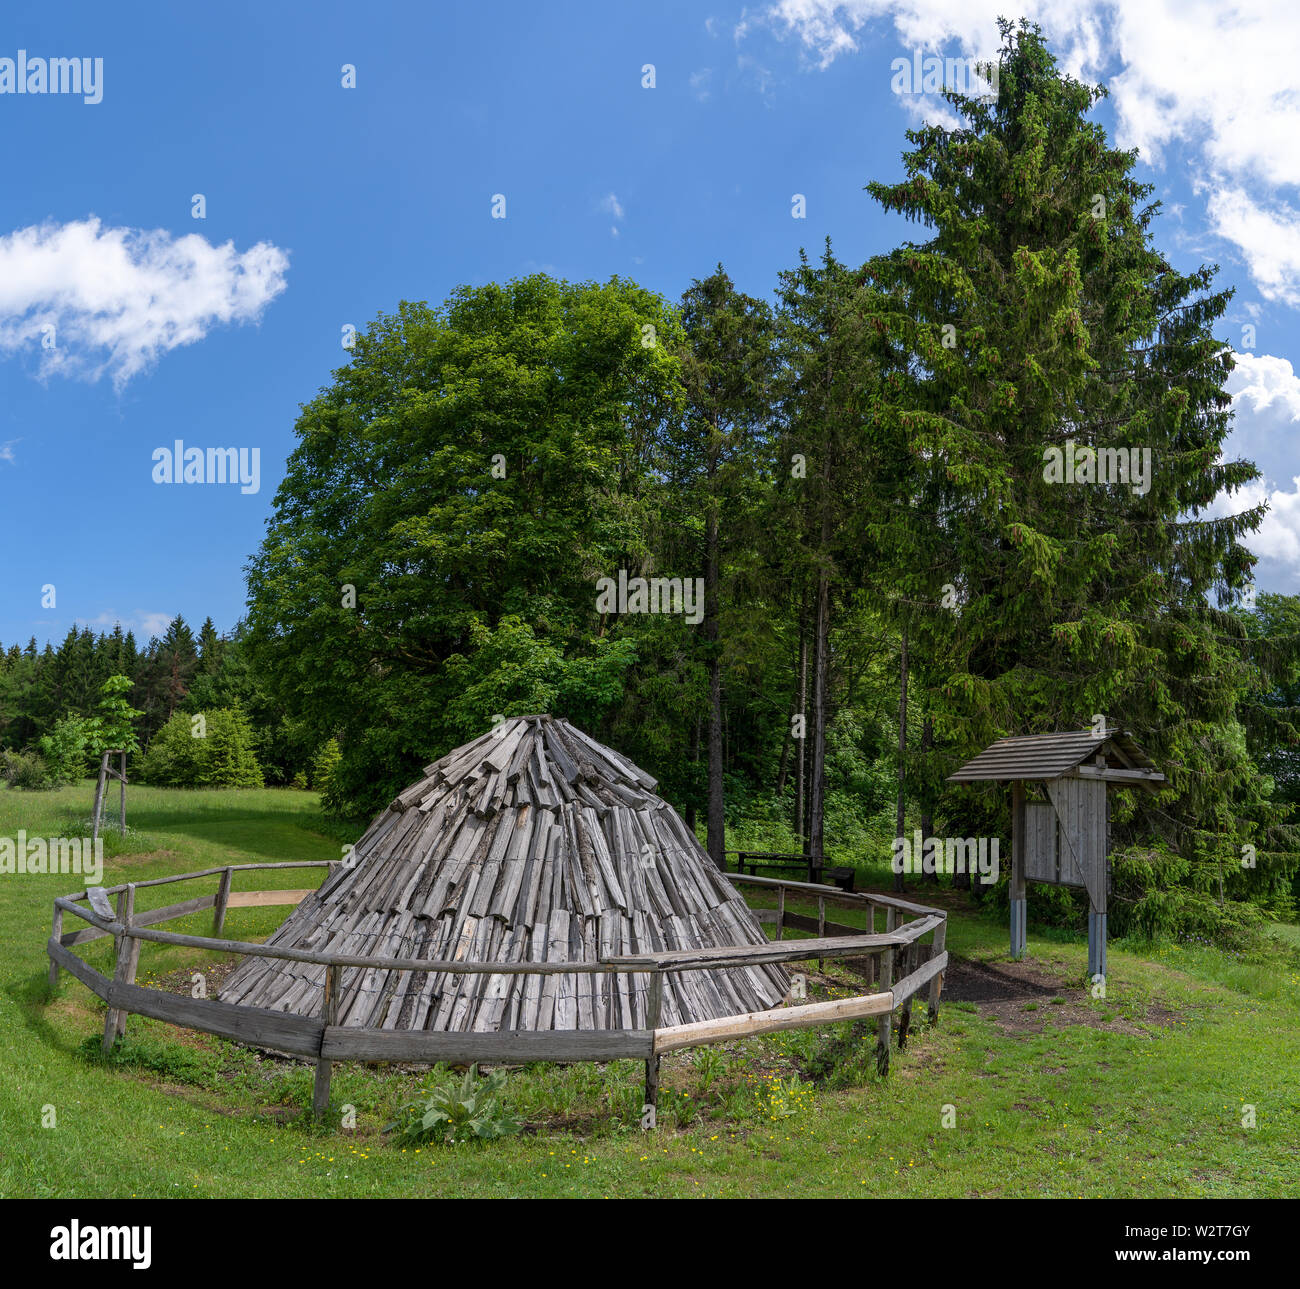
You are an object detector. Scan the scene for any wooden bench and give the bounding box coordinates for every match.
[726,852,856,892]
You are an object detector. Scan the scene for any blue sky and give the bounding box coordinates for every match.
[3,0,1298,650]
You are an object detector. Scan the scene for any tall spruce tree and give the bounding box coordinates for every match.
[865,20,1286,903]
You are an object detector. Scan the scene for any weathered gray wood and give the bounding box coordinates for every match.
[1010,780,1027,959]
[103,885,136,1052]
[62,860,333,902]
[1024,799,1057,883]
[91,752,109,843]
[1073,765,1164,785]
[892,950,948,1008]
[877,908,897,1076]
[86,887,115,921]
[607,932,905,972]
[127,923,628,973]
[61,894,217,946]
[313,964,340,1120]
[319,1026,655,1062]
[46,937,112,999]
[897,940,916,1050]
[118,750,127,833]
[780,913,863,939]
[643,969,663,1122]
[213,866,233,934]
[48,905,63,992]
[775,884,785,940]
[928,917,947,1024]
[221,716,791,1032]
[727,872,942,917]
[105,978,325,1057]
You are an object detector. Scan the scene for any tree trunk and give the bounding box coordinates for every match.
[685,717,700,832]
[894,631,908,893]
[796,620,808,849]
[705,496,725,869]
[809,569,830,864]
[919,713,936,882]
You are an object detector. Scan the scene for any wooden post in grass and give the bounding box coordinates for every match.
[876,908,897,1076]
[816,894,826,971]
[775,885,785,941]
[118,750,127,833]
[897,936,915,1051]
[91,753,109,845]
[1010,779,1027,960]
[213,867,234,935]
[643,969,663,1128]
[48,904,63,993]
[102,883,137,1053]
[928,916,947,1025]
[312,964,341,1121]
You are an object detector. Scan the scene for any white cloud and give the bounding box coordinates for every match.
[745,1,1300,308]
[1204,188,1300,309]
[599,193,625,220]
[1211,352,1300,589]
[0,218,289,388]
[0,438,16,463]
[690,68,713,101]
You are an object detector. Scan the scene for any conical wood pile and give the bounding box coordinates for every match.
[221,715,789,1031]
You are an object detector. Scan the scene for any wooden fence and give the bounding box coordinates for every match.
[45,863,947,1125]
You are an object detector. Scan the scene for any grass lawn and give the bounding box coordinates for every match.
[2,782,1297,1198]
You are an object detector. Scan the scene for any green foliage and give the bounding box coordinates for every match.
[311,738,342,809]
[37,715,97,786]
[138,709,264,788]
[385,1065,522,1145]
[0,749,57,790]
[245,274,684,818]
[93,674,142,755]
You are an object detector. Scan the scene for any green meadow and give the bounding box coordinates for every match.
[2,782,1297,1198]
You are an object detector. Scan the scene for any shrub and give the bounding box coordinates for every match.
[1,749,58,790]
[385,1065,522,1145]
[312,738,342,804]
[139,708,264,788]
[37,715,98,786]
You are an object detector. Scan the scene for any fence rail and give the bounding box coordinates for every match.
[45,861,947,1122]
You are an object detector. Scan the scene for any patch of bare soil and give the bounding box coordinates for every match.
[942,956,1177,1036]
[147,959,238,998]
[106,850,180,870]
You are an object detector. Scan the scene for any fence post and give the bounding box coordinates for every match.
[312,964,341,1121]
[928,916,947,1025]
[876,907,897,1076]
[213,867,233,935]
[102,883,136,1053]
[775,885,785,941]
[643,970,663,1129]
[91,751,109,844]
[118,750,127,834]
[816,895,826,971]
[897,930,915,1051]
[48,904,63,993]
